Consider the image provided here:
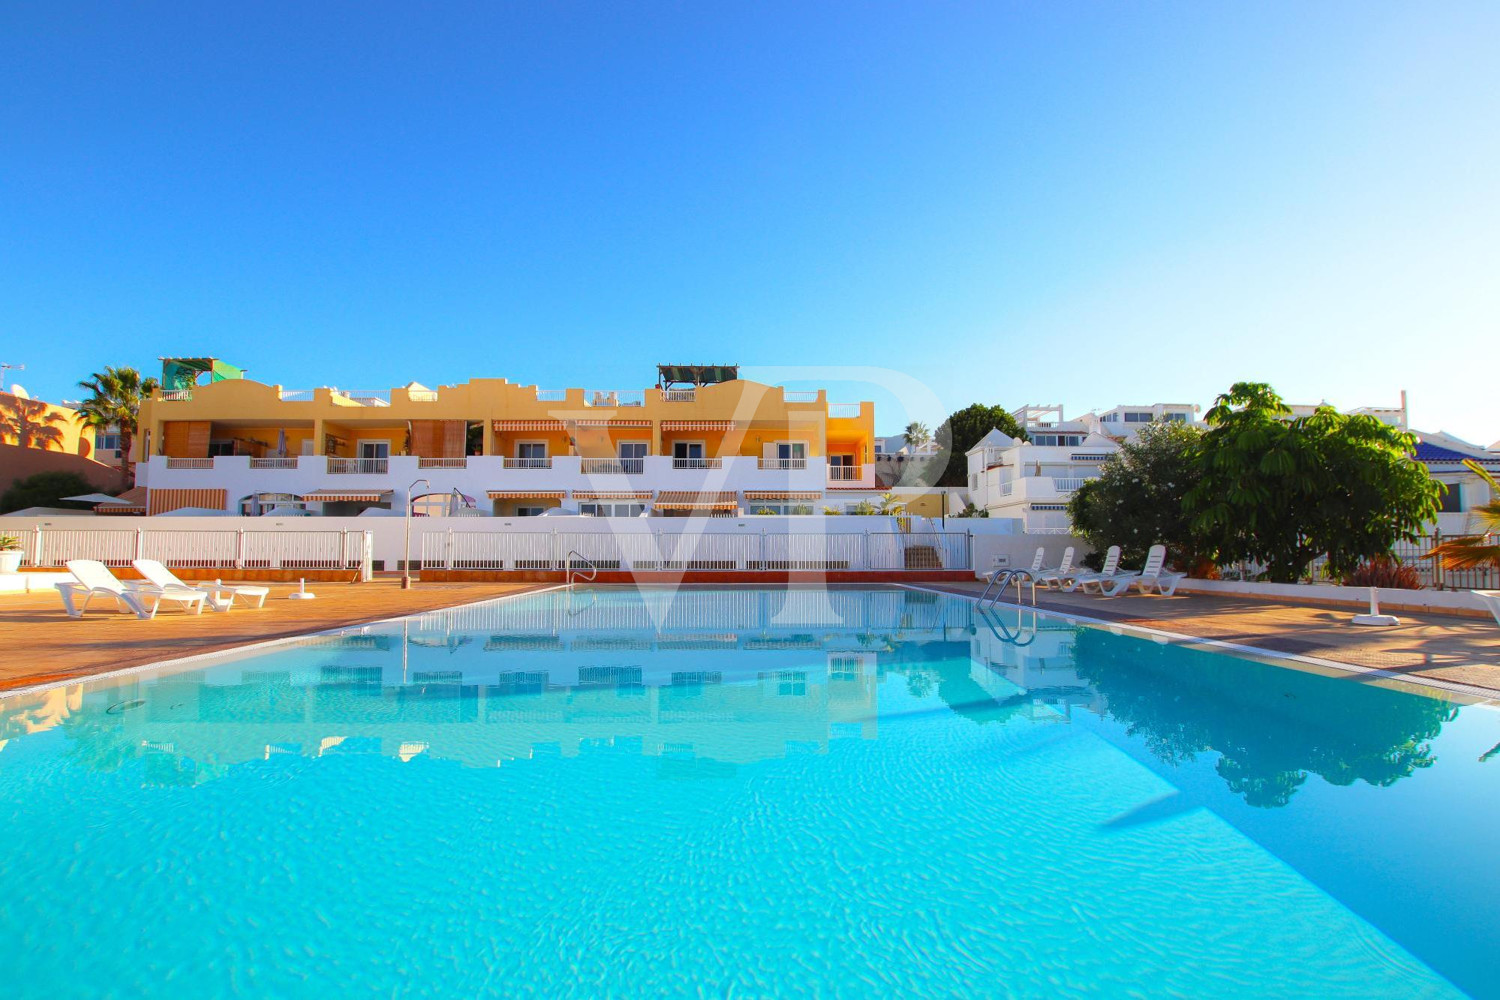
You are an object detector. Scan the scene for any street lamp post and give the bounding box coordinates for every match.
[402,477,429,590]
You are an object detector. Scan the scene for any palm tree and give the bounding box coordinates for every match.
[903,421,930,451]
[0,395,68,450]
[76,366,159,482]
[875,492,906,515]
[1428,460,1500,568]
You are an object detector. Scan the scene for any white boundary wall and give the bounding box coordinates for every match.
[0,514,1023,573]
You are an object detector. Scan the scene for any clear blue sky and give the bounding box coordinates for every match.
[3,2,1497,444]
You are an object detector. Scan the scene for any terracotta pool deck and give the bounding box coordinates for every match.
[0,577,1496,696]
[922,581,1500,695]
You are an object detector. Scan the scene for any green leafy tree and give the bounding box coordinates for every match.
[76,366,159,483]
[1067,421,1206,571]
[1185,382,1441,582]
[0,471,96,514]
[935,404,1026,487]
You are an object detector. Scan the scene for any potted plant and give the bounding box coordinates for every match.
[0,536,22,575]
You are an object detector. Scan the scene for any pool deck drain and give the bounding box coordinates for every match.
[0,577,1496,696]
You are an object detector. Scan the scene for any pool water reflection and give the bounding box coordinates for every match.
[1,586,1495,997]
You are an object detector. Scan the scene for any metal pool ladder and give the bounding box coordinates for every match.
[565,551,598,590]
[977,568,1037,608]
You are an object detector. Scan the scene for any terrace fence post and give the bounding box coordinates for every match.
[759,528,766,572]
[1433,531,1445,590]
[446,527,454,570]
[861,530,870,572]
[31,525,43,568]
[236,528,245,569]
[135,527,145,561]
[361,531,374,581]
[550,526,558,571]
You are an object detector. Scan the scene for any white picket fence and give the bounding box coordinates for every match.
[13,525,373,578]
[419,529,972,573]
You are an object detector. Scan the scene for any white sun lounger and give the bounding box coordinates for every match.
[1116,544,1187,597]
[1034,547,1075,589]
[1475,590,1500,626]
[132,559,270,612]
[56,559,207,619]
[1064,546,1121,593]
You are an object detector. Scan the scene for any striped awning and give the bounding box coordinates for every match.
[744,491,823,501]
[572,418,651,428]
[660,420,738,432]
[494,419,565,431]
[95,487,148,515]
[655,491,740,510]
[148,488,227,516]
[301,489,394,502]
[487,490,565,500]
[573,490,654,501]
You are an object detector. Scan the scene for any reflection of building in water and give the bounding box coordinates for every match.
[966,606,1102,720]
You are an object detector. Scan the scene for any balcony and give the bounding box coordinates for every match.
[534,389,568,402]
[663,389,696,402]
[165,458,214,469]
[503,457,552,470]
[418,457,469,470]
[585,389,644,407]
[827,464,864,482]
[249,458,298,470]
[759,458,807,470]
[827,403,862,419]
[782,390,819,403]
[159,389,193,401]
[672,458,722,470]
[580,458,644,475]
[277,389,317,402]
[328,458,389,475]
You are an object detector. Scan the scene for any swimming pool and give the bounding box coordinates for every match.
[1,586,1495,997]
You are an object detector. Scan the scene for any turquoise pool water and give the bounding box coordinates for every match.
[1,586,1496,998]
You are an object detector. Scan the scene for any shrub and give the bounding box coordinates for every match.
[0,471,98,514]
[1342,556,1422,590]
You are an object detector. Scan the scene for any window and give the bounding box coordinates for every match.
[1030,434,1082,447]
[239,493,306,515]
[515,506,545,517]
[618,441,647,474]
[673,440,707,469]
[517,442,546,459]
[358,440,391,458]
[1123,412,1153,423]
[580,502,645,518]
[1162,412,1187,422]
[1438,483,1464,514]
[778,442,807,461]
[969,473,979,490]
[95,432,120,453]
[208,439,236,456]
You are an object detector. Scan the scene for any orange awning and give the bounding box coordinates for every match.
[573,490,654,501]
[487,490,565,500]
[743,491,822,501]
[660,420,738,431]
[655,490,739,510]
[301,489,394,502]
[95,487,148,515]
[148,488,227,515]
[494,419,565,431]
[572,418,651,428]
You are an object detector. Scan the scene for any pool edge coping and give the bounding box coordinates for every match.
[0,584,571,700]
[897,583,1500,706]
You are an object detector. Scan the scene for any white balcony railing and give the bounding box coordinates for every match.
[250,458,298,470]
[503,457,552,469]
[672,458,722,470]
[585,389,645,408]
[759,458,808,470]
[663,389,696,402]
[534,389,567,402]
[278,389,317,402]
[827,464,863,482]
[827,403,862,419]
[581,458,644,475]
[406,388,439,402]
[328,458,389,474]
[159,389,193,401]
[418,457,468,469]
[165,458,213,469]
[782,390,819,403]
[1053,478,1090,493]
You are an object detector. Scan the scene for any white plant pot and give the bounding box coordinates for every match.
[0,551,22,575]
